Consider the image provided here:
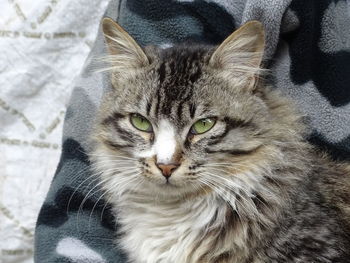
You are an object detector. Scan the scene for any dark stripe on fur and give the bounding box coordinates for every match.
[102,112,125,126]
[158,63,166,84]
[156,47,205,117]
[154,87,161,117]
[103,116,143,145]
[224,117,253,129]
[189,103,197,119]
[190,64,202,83]
[177,103,183,119]
[205,147,260,155]
[146,99,152,115]
[113,124,136,144]
[207,126,230,146]
[207,117,256,147]
[251,192,269,212]
[103,139,133,150]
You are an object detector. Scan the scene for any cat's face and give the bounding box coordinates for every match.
[93,19,270,199]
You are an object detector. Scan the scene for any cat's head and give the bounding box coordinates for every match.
[92,18,304,200]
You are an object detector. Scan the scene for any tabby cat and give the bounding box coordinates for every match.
[90,17,350,263]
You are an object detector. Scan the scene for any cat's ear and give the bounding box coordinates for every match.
[102,17,149,70]
[209,21,265,91]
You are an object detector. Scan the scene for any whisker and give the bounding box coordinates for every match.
[88,153,138,161]
[202,172,264,219]
[76,169,139,230]
[198,177,241,219]
[86,173,143,230]
[202,172,250,195]
[201,173,255,216]
[76,177,112,230]
[67,170,106,214]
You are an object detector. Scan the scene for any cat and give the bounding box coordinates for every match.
[90,17,350,263]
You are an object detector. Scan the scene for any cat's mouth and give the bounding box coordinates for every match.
[151,176,179,188]
[140,169,175,185]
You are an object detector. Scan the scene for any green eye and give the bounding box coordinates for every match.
[191,118,216,135]
[130,114,153,132]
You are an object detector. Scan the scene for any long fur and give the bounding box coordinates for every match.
[89,20,350,263]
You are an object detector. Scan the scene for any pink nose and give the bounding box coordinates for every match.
[156,163,180,178]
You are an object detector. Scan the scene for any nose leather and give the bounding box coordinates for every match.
[156,163,180,178]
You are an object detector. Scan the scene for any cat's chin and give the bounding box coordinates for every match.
[140,177,205,199]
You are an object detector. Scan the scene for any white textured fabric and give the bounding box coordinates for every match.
[0,1,110,262]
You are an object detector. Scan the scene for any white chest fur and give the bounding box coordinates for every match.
[113,194,225,263]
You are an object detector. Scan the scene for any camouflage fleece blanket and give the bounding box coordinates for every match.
[34,0,350,262]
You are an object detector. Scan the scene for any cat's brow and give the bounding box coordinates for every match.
[204,117,256,148]
[102,112,125,126]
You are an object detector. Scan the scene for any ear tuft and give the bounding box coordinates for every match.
[209,20,266,90]
[101,17,149,72]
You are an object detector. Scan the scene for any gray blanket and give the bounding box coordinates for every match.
[34,0,350,262]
